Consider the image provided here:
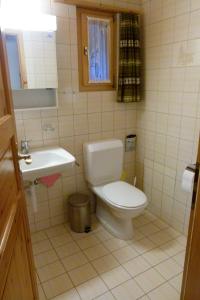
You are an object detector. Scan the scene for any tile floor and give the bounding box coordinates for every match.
[32,211,186,300]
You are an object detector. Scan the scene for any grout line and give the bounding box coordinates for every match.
[141,271,182,299]
[167,272,183,293]
[37,266,66,285]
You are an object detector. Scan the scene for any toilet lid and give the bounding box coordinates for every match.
[102,181,147,208]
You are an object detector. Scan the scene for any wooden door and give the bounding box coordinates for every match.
[0,30,38,299]
[181,136,200,299]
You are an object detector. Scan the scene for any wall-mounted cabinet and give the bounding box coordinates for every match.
[5,30,58,110]
[5,31,58,90]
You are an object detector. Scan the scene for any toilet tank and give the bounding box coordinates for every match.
[83,139,124,186]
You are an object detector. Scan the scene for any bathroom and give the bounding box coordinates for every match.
[0,0,200,299]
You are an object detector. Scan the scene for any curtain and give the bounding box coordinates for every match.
[117,13,141,103]
[88,18,109,82]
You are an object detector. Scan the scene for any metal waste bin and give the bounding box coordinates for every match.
[68,193,91,233]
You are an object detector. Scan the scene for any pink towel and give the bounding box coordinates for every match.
[39,173,61,187]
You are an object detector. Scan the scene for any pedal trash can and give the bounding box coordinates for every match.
[68,193,91,233]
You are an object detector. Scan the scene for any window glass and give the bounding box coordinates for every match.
[88,17,110,83]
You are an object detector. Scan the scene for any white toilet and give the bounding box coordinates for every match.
[83,139,148,240]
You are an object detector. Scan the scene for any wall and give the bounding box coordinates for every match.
[137,0,200,234]
[15,0,141,232]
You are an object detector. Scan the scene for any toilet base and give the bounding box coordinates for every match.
[96,199,134,240]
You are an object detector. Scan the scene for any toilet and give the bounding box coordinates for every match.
[83,139,148,240]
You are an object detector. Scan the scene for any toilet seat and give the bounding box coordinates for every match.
[93,181,147,209]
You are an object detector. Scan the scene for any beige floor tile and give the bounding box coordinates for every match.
[33,240,53,255]
[147,282,179,300]
[103,238,127,252]
[46,225,69,238]
[38,285,46,300]
[68,263,97,286]
[132,215,151,227]
[123,256,151,277]
[66,225,95,240]
[169,273,183,293]
[42,273,73,299]
[91,254,119,274]
[62,252,88,272]
[153,219,169,230]
[111,278,144,300]
[139,223,161,236]
[172,251,185,268]
[50,233,73,248]
[142,247,169,266]
[33,218,185,300]
[84,244,109,261]
[55,241,80,259]
[148,230,174,246]
[155,258,183,280]
[35,249,58,269]
[112,245,139,263]
[95,229,113,242]
[135,269,165,293]
[160,240,185,257]
[31,231,48,244]
[95,291,115,299]
[143,211,158,222]
[76,276,108,300]
[164,228,180,239]
[131,229,145,241]
[37,261,65,282]
[100,266,131,289]
[176,235,187,247]
[52,288,81,299]
[131,238,156,254]
[76,235,100,250]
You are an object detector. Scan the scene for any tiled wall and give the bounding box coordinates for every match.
[15,0,140,232]
[137,0,200,234]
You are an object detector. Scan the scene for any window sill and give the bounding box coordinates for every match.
[79,84,116,92]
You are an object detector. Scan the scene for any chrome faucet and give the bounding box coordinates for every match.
[21,138,30,154]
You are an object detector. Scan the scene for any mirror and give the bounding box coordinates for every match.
[5,30,58,90]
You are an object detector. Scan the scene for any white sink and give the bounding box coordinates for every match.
[20,147,75,181]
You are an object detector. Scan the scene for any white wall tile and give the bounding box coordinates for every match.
[139,0,200,235]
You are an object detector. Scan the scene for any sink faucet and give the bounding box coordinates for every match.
[21,138,30,154]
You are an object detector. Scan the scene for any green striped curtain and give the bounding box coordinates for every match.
[117,13,141,103]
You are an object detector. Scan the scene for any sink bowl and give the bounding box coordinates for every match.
[19,147,75,181]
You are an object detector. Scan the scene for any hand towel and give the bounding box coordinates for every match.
[39,173,61,188]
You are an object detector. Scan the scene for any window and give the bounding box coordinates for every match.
[77,8,116,91]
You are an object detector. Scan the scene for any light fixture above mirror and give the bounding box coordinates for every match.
[0,0,57,32]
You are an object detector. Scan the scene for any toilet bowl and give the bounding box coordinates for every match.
[83,139,148,240]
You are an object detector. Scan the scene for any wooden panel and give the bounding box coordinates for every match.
[181,137,200,299]
[0,116,14,156]
[2,218,34,300]
[0,28,38,300]
[55,0,140,13]
[0,66,7,117]
[0,149,18,235]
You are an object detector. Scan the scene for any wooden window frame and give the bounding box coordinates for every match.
[77,8,116,92]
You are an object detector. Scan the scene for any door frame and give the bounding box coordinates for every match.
[181,136,200,299]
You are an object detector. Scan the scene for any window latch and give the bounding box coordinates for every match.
[84,46,88,56]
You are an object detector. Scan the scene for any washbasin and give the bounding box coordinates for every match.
[19,147,75,181]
